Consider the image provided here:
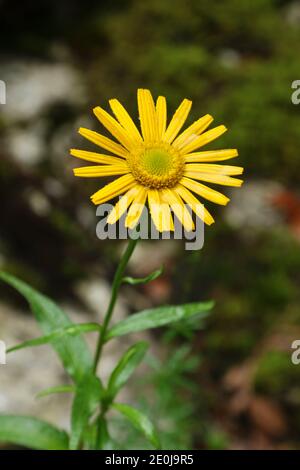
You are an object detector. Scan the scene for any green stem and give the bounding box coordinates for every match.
[92,237,139,449]
[93,237,138,373]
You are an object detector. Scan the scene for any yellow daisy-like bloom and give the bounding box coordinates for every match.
[71,89,243,232]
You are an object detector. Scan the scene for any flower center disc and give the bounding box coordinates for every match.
[128,144,184,189]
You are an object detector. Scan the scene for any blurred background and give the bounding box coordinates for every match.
[1,0,300,450]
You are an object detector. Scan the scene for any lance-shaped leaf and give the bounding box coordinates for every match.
[7,323,101,353]
[122,266,163,285]
[106,301,213,340]
[83,417,114,450]
[70,374,103,450]
[113,403,160,449]
[0,415,69,450]
[0,271,93,383]
[36,385,75,399]
[95,416,114,450]
[107,341,148,399]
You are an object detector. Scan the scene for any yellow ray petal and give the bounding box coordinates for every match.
[91,174,136,205]
[180,125,227,155]
[163,98,192,143]
[70,149,125,165]
[172,114,213,149]
[125,186,148,229]
[184,172,243,187]
[185,149,238,163]
[175,184,214,226]
[156,96,167,139]
[79,127,128,158]
[180,176,230,206]
[93,106,134,150]
[161,189,195,232]
[184,164,244,176]
[159,200,174,232]
[137,89,158,141]
[147,189,164,232]
[107,186,140,224]
[73,164,129,178]
[109,99,143,142]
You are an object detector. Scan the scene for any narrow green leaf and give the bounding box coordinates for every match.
[82,422,97,450]
[107,341,148,399]
[8,323,101,353]
[36,385,75,399]
[0,415,68,450]
[122,266,163,285]
[106,301,214,340]
[70,375,102,450]
[0,271,93,383]
[83,417,114,450]
[113,403,160,449]
[96,416,114,450]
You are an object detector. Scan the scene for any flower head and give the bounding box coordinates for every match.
[71,89,243,232]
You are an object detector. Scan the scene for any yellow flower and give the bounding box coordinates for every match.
[71,89,243,232]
